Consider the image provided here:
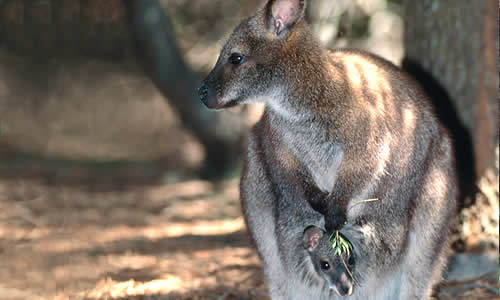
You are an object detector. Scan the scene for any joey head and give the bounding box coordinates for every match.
[303,226,355,297]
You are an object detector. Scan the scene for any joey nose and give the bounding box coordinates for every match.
[335,273,354,296]
[345,285,353,296]
[336,283,353,296]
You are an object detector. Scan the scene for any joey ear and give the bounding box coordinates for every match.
[303,226,324,251]
[265,0,306,37]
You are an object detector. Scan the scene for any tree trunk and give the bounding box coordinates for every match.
[404,0,498,180]
[124,0,244,179]
[403,0,499,250]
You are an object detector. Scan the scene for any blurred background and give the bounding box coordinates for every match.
[0,0,497,299]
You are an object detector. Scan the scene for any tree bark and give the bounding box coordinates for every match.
[404,0,498,180]
[403,0,499,250]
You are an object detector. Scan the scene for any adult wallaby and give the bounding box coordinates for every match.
[199,0,458,299]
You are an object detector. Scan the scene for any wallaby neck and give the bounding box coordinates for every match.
[265,49,351,127]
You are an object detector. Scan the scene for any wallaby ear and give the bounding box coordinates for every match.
[303,226,324,252]
[265,0,306,37]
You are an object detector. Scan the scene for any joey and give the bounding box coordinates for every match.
[303,226,355,297]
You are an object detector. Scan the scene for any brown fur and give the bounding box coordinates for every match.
[199,1,457,299]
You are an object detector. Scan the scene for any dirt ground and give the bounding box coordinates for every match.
[0,175,497,300]
[0,177,268,300]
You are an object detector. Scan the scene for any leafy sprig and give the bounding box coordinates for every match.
[329,230,352,257]
[326,197,380,287]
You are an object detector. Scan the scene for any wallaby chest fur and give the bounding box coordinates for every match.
[200,1,458,299]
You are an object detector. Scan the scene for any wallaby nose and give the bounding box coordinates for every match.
[335,277,353,296]
[345,285,353,296]
[335,284,352,296]
[198,84,219,109]
[199,84,209,101]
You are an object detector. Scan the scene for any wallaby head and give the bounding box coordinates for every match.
[199,0,318,110]
[303,226,355,296]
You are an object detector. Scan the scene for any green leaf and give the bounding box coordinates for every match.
[343,244,350,256]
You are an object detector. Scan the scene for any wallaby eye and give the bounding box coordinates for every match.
[229,53,245,65]
[348,256,355,266]
[320,260,331,271]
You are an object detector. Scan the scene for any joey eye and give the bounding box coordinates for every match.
[229,53,246,65]
[320,260,331,271]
